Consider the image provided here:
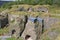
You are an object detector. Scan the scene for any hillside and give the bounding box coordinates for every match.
[0,4,60,40]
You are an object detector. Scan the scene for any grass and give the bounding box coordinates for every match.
[6,37,16,40]
[0,5,60,18]
[9,11,43,17]
[8,5,60,18]
[0,27,9,36]
[0,37,23,40]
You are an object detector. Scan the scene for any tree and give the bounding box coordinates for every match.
[45,0,53,5]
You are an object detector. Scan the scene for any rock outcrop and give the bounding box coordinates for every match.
[21,18,42,40]
[0,13,9,28]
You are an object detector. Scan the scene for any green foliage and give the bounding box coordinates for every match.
[14,0,60,5]
[24,0,39,5]
[6,37,23,40]
[1,0,60,9]
[1,2,12,9]
[6,37,16,40]
[45,0,53,5]
[0,27,9,35]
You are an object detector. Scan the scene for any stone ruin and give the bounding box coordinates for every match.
[35,7,48,13]
[8,14,44,40]
[17,6,26,11]
[16,6,48,13]
[0,13,9,28]
[27,7,34,12]
[8,14,28,37]
[8,14,20,37]
[21,17,44,40]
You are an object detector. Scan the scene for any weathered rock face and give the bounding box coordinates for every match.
[34,7,48,13]
[8,14,19,24]
[17,6,26,11]
[16,6,48,13]
[8,14,20,37]
[8,14,43,40]
[34,19,42,40]
[44,17,60,31]
[27,7,34,12]
[17,16,25,37]
[8,15,28,38]
[0,14,9,28]
[21,19,42,40]
[21,20,36,40]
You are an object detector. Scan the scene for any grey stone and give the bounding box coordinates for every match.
[18,16,25,37]
[18,15,28,37]
[17,6,26,11]
[21,20,36,40]
[27,7,34,12]
[21,19,42,40]
[0,14,9,28]
[35,7,48,13]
